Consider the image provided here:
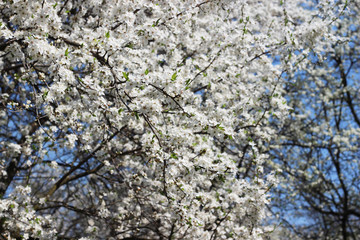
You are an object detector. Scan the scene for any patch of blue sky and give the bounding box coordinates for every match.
[194,88,205,95]
[272,55,281,66]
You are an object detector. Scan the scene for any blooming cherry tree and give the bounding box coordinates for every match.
[0,0,342,239]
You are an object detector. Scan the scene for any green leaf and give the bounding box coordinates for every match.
[216,124,225,131]
[122,72,129,81]
[125,42,133,48]
[152,18,161,27]
[137,29,145,36]
[42,91,48,100]
[134,112,140,120]
[144,69,149,75]
[170,153,178,159]
[65,48,69,57]
[118,108,124,115]
[105,31,110,39]
[171,72,177,81]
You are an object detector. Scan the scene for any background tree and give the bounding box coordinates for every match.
[269,1,360,239]
[0,0,341,239]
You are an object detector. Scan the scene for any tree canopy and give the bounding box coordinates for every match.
[0,0,353,239]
